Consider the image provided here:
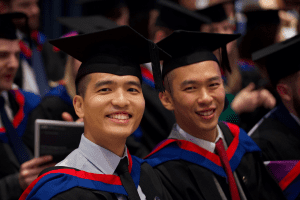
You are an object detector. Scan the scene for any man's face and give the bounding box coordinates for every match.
[9,0,40,31]
[0,39,20,92]
[79,73,145,145]
[165,60,225,137]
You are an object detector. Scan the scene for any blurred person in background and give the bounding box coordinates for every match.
[0,0,65,96]
[250,34,300,161]
[249,34,300,200]
[0,13,54,200]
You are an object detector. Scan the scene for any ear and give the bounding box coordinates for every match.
[159,91,175,111]
[154,30,166,43]
[73,95,85,118]
[276,83,292,101]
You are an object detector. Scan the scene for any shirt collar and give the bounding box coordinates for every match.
[78,134,128,175]
[169,124,224,153]
[290,113,300,127]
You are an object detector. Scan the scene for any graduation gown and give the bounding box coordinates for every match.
[0,89,41,200]
[20,153,172,200]
[250,103,300,161]
[145,122,286,200]
[265,161,300,200]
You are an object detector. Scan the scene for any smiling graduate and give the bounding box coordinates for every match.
[19,25,172,200]
[144,30,286,200]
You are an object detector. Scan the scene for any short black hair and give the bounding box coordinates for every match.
[75,74,91,98]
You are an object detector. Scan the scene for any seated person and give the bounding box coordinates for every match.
[249,33,300,161]
[145,30,285,200]
[249,33,300,200]
[0,13,54,200]
[20,25,172,200]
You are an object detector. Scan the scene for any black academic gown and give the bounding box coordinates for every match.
[250,103,300,161]
[20,157,172,200]
[145,122,286,200]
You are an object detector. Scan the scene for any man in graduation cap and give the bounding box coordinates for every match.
[20,26,172,200]
[249,33,300,200]
[249,34,300,161]
[144,30,286,200]
[26,16,149,158]
[0,0,65,96]
[0,13,55,200]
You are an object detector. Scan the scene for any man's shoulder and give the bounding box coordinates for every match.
[250,117,292,139]
[21,166,120,200]
[55,149,85,169]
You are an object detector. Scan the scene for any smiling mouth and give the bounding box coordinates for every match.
[106,113,132,120]
[196,109,215,116]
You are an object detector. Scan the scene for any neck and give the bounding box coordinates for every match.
[84,131,126,157]
[179,124,218,143]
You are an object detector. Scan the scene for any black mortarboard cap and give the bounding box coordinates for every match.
[49,26,170,91]
[245,10,280,31]
[252,33,300,85]
[157,30,241,78]
[76,0,123,16]
[57,16,118,34]
[197,3,228,23]
[0,12,27,39]
[156,0,211,31]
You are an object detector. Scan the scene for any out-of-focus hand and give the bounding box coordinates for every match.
[231,83,276,114]
[62,112,83,123]
[259,89,276,110]
[19,155,56,190]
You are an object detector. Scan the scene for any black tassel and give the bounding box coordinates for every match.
[148,40,165,92]
[221,45,231,74]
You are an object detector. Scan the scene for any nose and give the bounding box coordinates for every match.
[7,53,19,70]
[197,89,213,105]
[111,89,130,108]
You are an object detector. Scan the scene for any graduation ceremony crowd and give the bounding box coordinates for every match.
[1,0,300,199]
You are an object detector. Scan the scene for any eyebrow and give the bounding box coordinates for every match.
[93,80,114,90]
[125,81,142,89]
[93,80,142,90]
[180,76,221,87]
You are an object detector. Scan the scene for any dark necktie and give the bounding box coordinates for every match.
[0,96,30,164]
[215,138,240,200]
[116,157,141,200]
[32,45,50,97]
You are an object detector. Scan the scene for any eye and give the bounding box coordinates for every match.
[0,52,8,59]
[98,88,111,92]
[209,83,220,87]
[128,88,139,93]
[183,86,195,91]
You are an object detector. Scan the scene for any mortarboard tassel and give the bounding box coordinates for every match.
[148,40,165,92]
